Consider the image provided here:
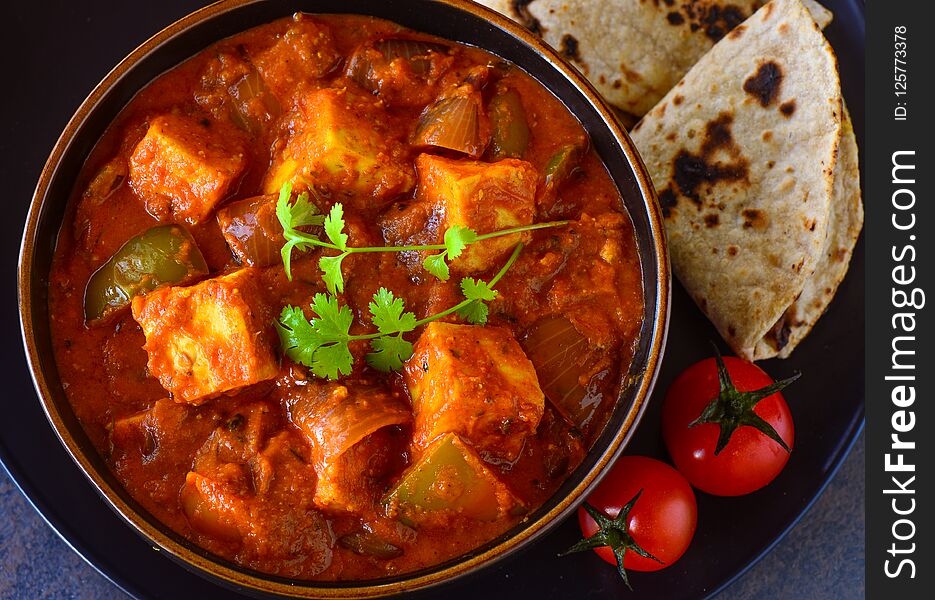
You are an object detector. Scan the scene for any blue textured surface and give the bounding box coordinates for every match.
[0,436,864,599]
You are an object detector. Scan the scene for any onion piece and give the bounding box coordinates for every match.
[522,316,604,428]
[283,382,411,471]
[228,69,280,134]
[217,194,284,267]
[374,38,449,74]
[411,87,490,157]
[346,38,451,106]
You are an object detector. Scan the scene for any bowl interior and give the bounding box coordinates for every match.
[20,0,667,596]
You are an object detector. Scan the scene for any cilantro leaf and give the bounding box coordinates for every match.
[290,192,325,228]
[320,253,348,295]
[369,288,417,334]
[443,225,477,260]
[423,253,451,281]
[276,182,325,281]
[457,300,489,325]
[324,203,348,250]
[312,342,354,380]
[460,277,498,302]
[275,181,294,231]
[456,277,498,324]
[366,334,414,372]
[275,295,354,380]
[308,293,353,340]
[275,305,321,366]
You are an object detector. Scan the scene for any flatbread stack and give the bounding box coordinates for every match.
[629,0,860,360]
[477,0,831,116]
[484,0,861,361]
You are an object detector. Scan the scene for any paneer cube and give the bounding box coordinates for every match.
[263,89,415,204]
[383,433,523,526]
[129,114,246,224]
[131,269,279,405]
[404,322,545,461]
[253,14,340,99]
[415,154,538,273]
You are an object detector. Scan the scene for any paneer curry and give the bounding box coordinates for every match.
[48,13,644,580]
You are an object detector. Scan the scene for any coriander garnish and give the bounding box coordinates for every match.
[275,182,566,291]
[275,243,524,379]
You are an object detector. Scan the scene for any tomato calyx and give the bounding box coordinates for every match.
[561,490,663,589]
[689,346,799,456]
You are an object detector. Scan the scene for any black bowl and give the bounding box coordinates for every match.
[18,0,669,597]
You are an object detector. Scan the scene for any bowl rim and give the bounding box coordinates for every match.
[17,0,670,597]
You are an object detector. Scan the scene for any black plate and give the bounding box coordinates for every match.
[1,1,864,598]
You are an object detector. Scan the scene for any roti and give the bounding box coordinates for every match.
[476,0,832,116]
[754,107,862,359]
[630,0,843,360]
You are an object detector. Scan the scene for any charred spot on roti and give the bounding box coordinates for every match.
[728,24,747,39]
[780,100,797,117]
[658,188,678,218]
[762,1,775,20]
[665,132,677,141]
[727,245,739,257]
[704,213,720,227]
[703,5,747,41]
[676,3,748,42]
[599,74,606,84]
[742,208,768,230]
[613,79,623,89]
[669,113,749,207]
[510,0,545,36]
[762,130,773,142]
[703,113,737,153]
[673,95,684,106]
[559,34,582,62]
[667,12,685,25]
[743,62,783,107]
[727,325,737,338]
[803,217,816,231]
[767,160,775,169]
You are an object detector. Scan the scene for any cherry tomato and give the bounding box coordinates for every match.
[663,351,796,496]
[568,456,697,586]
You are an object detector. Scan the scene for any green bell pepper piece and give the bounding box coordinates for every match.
[84,224,208,323]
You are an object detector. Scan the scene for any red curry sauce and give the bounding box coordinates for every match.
[48,13,644,580]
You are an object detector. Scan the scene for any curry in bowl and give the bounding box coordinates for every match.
[47,12,644,580]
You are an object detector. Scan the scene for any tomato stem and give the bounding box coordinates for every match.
[560,490,663,590]
[688,344,799,455]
